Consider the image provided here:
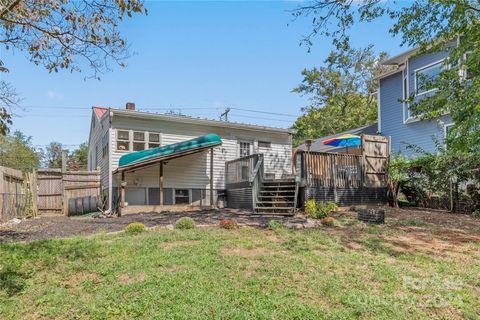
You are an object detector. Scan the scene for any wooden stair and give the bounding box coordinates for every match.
[254,179,296,215]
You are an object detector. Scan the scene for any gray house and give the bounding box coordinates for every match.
[376,46,454,157]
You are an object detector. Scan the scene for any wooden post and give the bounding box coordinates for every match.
[210,148,214,208]
[61,150,67,172]
[332,155,338,203]
[159,161,164,206]
[119,170,125,216]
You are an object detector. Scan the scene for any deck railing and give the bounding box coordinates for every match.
[297,151,363,188]
[225,154,261,186]
[250,155,264,210]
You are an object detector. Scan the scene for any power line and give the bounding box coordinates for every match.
[16,105,300,117]
[230,107,299,118]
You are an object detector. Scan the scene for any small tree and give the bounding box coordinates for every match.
[387,155,410,208]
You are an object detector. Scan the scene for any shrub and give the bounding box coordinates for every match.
[175,217,195,230]
[316,201,338,219]
[268,219,286,230]
[305,199,317,218]
[125,222,146,235]
[305,200,338,219]
[320,216,335,227]
[472,210,480,219]
[219,219,238,229]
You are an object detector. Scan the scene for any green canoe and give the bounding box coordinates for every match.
[118,133,222,168]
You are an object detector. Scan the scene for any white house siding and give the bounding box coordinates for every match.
[108,115,292,205]
[87,112,110,191]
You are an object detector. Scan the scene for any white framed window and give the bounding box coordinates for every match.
[117,130,130,151]
[239,141,251,157]
[148,132,160,149]
[258,141,271,149]
[414,60,444,96]
[174,189,190,204]
[133,131,145,151]
[444,123,455,149]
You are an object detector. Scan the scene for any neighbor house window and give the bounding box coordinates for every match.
[444,123,455,149]
[258,141,271,148]
[117,130,130,151]
[239,142,251,157]
[133,131,145,151]
[175,189,190,204]
[415,61,443,95]
[148,133,160,149]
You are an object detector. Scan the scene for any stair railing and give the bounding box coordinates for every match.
[249,154,264,211]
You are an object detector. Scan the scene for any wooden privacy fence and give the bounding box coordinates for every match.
[296,134,390,206]
[37,169,101,216]
[0,166,27,222]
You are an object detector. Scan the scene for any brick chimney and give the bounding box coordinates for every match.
[126,102,136,110]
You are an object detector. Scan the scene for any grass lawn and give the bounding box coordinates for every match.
[1,213,479,319]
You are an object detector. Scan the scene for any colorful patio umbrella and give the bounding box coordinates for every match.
[323,134,361,153]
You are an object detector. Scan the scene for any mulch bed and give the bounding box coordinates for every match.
[0,209,308,242]
[1,207,479,243]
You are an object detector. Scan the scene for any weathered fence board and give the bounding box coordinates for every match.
[37,169,63,214]
[62,170,100,215]
[0,166,26,222]
[36,169,101,216]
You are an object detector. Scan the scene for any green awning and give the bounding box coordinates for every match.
[117,133,222,171]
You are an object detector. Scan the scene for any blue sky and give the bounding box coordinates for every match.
[1,1,405,150]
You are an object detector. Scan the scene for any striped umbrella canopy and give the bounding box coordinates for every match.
[323,134,361,147]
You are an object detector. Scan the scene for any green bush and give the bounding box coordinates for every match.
[175,217,195,230]
[268,219,286,230]
[305,199,317,218]
[305,200,337,219]
[316,201,338,219]
[125,222,146,235]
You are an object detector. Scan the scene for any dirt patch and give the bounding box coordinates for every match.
[117,272,146,284]
[222,247,275,257]
[386,207,480,232]
[63,272,101,288]
[161,240,200,250]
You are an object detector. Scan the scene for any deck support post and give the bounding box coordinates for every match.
[119,170,125,216]
[210,148,214,208]
[159,161,164,206]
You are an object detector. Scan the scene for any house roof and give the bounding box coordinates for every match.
[93,107,109,119]
[115,133,222,172]
[296,123,378,152]
[110,108,295,134]
[382,47,420,66]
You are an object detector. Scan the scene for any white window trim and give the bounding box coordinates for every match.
[444,123,455,149]
[116,129,131,153]
[238,140,253,158]
[173,188,191,205]
[116,129,162,153]
[413,58,445,96]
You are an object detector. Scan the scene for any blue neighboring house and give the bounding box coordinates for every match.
[376,45,455,157]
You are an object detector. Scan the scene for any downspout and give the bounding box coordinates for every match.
[108,109,113,211]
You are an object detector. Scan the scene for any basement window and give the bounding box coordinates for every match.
[175,189,190,204]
